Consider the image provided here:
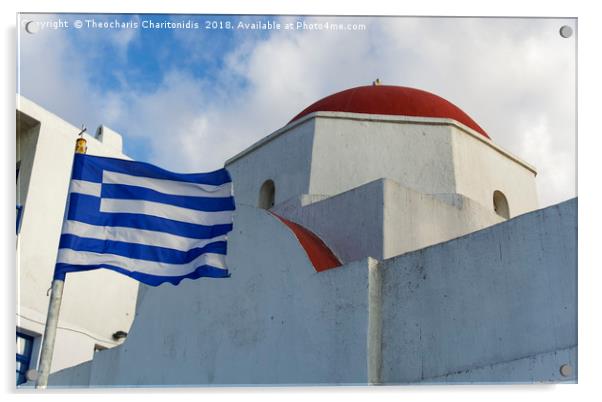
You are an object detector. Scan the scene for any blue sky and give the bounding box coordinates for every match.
[17,14,576,207]
[65,14,249,93]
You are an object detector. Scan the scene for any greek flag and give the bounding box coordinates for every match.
[54,154,235,286]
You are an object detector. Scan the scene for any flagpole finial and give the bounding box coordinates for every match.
[75,125,87,154]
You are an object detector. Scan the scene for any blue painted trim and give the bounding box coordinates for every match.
[16,332,34,385]
[16,205,23,234]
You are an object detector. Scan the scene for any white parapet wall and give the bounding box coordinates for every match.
[47,198,576,387]
[378,198,577,384]
[272,178,504,263]
[49,205,372,386]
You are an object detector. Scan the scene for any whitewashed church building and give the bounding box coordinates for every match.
[18,84,577,386]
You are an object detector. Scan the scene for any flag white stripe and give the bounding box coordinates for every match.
[70,180,101,197]
[102,170,232,198]
[56,249,227,276]
[62,220,227,251]
[100,198,233,225]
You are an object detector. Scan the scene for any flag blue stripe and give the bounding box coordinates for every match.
[71,153,232,185]
[54,263,230,286]
[59,234,227,264]
[68,193,233,239]
[101,184,236,212]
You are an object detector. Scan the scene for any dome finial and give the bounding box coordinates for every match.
[372,78,381,86]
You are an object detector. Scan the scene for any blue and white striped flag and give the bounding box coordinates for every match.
[54,154,235,286]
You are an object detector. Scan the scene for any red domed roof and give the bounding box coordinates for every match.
[289,85,490,139]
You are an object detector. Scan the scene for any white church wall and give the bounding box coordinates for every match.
[47,198,577,387]
[271,179,386,263]
[309,113,457,198]
[226,112,538,224]
[43,360,91,387]
[421,346,576,384]
[377,198,577,384]
[382,179,503,259]
[16,96,139,374]
[450,126,538,217]
[54,205,371,386]
[225,119,316,208]
[272,178,503,265]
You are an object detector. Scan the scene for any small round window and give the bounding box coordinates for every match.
[258,180,275,210]
[493,190,510,219]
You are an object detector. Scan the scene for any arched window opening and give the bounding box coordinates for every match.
[258,180,275,210]
[493,190,510,219]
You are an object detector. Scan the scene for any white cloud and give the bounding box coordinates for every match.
[373,17,576,205]
[18,25,98,130]
[520,115,575,205]
[18,15,576,207]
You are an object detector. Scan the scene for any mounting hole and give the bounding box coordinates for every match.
[559,25,573,38]
[24,21,40,34]
[559,363,572,377]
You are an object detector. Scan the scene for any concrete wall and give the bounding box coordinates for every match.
[422,346,577,384]
[225,120,316,208]
[451,126,538,218]
[271,180,385,263]
[309,115,457,198]
[377,198,577,384]
[226,112,537,222]
[51,205,372,386]
[16,95,139,374]
[272,178,502,264]
[382,179,503,259]
[44,360,92,387]
[47,199,577,387]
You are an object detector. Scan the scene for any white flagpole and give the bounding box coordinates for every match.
[34,279,64,388]
[35,134,87,389]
